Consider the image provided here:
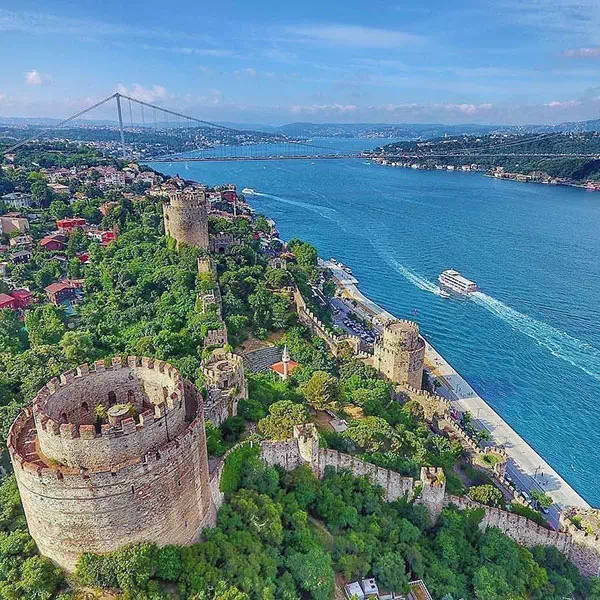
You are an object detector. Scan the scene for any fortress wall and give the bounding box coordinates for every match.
[260,439,302,471]
[316,448,415,501]
[256,432,600,576]
[11,413,211,572]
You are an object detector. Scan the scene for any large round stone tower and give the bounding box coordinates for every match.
[163,188,209,250]
[373,320,425,389]
[7,356,215,572]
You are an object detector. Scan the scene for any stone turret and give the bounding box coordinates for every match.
[373,319,425,389]
[7,356,215,572]
[202,350,247,426]
[163,188,209,250]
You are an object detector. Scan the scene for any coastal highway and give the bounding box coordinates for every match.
[322,258,590,527]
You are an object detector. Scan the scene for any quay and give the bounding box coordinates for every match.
[322,258,591,521]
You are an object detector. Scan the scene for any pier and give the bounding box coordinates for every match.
[323,258,591,524]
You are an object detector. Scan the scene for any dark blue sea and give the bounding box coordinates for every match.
[147,139,600,506]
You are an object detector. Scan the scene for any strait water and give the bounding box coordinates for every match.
[148,139,600,505]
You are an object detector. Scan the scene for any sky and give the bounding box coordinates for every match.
[1,0,600,125]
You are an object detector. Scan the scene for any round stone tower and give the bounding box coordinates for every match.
[7,356,215,572]
[163,188,209,250]
[373,319,425,389]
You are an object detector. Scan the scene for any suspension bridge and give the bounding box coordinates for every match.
[1,92,599,162]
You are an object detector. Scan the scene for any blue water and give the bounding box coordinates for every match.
[147,139,600,506]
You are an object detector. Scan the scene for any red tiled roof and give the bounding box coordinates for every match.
[270,361,298,375]
[0,293,16,309]
[44,281,75,295]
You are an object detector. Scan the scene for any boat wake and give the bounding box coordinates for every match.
[250,192,339,222]
[384,257,443,296]
[471,291,600,382]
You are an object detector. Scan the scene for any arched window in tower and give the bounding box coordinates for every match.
[108,391,117,406]
[81,402,89,412]
[162,387,168,400]
[61,412,67,423]
[127,390,135,404]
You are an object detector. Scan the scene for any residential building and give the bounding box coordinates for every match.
[11,250,32,264]
[39,234,66,252]
[0,214,29,235]
[44,279,83,306]
[56,217,86,233]
[9,289,33,310]
[1,192,34,209]
[9,235,33,249]
[48,183,70,196]
[0,294,16,310]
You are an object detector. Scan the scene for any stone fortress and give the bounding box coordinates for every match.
[373,319,426,389]
[7,356,233,572]
[163,188,209,250]
[203,349,248,426]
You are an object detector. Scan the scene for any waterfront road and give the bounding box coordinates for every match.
[425,340,590,528]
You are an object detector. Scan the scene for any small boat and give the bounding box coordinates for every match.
[241,187,258,195]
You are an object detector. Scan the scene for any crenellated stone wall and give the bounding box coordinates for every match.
[7,356,215,573]
[258,424,600,577]
[293,289,361,357]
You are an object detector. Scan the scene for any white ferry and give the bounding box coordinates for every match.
[241,187,258,195]
[438,269,478,295]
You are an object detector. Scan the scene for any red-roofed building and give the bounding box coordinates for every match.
[56,217,86,233]
[0,294,16,310]
[77,252,90,264]
[44,279,84,306]
[9,289,33,309]
[39,235,66,251]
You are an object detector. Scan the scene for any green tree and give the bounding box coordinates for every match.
[343,416,397,452]
[468,484,505,508]
[373,552,409,593]
[300,370,342,411]
[25,305,66,347]
[19,556,62,600]
[60,331,94,365]
[258,400,309,441]
[285,546,334,600]
[530,489,553,509]
[0,310,28,354]
[49,200,70,220]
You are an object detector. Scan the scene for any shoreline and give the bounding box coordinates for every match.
[323,258,590,518]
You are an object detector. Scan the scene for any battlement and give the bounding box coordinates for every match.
[167,188,206,207]
[420,466,445,486]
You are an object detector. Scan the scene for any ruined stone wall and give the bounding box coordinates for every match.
[316,448,416,501]
[7,357,215,573]
[203,351,247,426]
[163,189,209,250]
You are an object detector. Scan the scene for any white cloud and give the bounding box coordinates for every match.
[234,67,257,78]
[25,70,51,85]
[284,24,422,48]
[290,103,358,115]
[564,47,600,58]
[545,100,581,109]
[116,83,170,103]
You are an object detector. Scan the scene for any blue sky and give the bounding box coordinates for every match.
[1,0,600,124]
